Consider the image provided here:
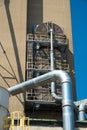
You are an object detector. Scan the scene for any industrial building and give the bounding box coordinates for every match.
[0,0,87,130]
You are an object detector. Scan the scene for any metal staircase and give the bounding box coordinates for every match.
[25,22,69,112]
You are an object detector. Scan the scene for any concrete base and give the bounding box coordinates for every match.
[30,126,87,130]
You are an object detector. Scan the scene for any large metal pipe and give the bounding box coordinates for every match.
[79,103,87,121]
[74,99,87,107]
[50,29,62,100]
[8,70,74,130]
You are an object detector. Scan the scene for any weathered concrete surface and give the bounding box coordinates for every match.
[0,0,27,112]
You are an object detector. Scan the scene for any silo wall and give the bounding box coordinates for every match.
[0,87,9,130]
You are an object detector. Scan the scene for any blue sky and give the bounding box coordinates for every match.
[70,0,87,100]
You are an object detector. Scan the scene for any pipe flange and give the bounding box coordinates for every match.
[62,100,73,108]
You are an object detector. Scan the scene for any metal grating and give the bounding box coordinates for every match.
[25,22,69,103]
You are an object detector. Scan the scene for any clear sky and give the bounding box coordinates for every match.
[70,0,87,100]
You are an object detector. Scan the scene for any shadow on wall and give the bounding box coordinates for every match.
[27,0,43,33]
[0,42,23,104]
[4,0,24,83]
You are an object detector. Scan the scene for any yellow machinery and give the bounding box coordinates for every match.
[3,111,30,130]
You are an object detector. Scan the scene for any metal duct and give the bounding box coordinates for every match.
[8,70,74,130]
[79,103,87,121]
[74,99,87,106]
[50,29,62,100]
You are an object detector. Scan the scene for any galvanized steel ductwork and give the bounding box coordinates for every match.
[50,28,62,100]
[79,103,87,121]
[8,70,74,130]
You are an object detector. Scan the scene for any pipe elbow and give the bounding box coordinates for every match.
[79,103,87,121]
[51,92,62,100]
[52,70,71,84]
[79,103,87,112]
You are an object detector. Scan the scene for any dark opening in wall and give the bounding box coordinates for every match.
[27,0,43,33]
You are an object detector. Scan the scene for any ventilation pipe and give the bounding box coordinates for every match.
[50,29,62,100]
[8,70,74,130]
[79,103,87,121]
